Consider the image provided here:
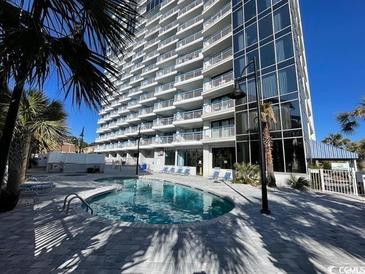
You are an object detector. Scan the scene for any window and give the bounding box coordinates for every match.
[281,100,301,129]
[247,77,257,102]
[233,7,244,29]
[257,0,271,13]
[212,147,236,169]
[237,142,249,163]
[262,71,278,98]
[233,30,245,54]
[259,15,273,40]
[260,42,276,68]
[177,149,202,167]
[272,139,285,172]
[165,150,175,165]
[250,140,260,165]
[234,55,245,77]
[276,33,294,62]
[245,23,257,47]
[236,112,248,134]
[274,4,291,32]
[270,104,281,130]
[278,65,298,94]
[284,138,306,173]
[249,108,258,132]
[244,0,257,21]
[246,49,259,73]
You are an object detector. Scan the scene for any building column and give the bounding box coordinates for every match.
[203,145,211,178]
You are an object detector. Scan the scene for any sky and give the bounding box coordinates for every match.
[43,0,365,143]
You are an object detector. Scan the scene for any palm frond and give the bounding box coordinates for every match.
[337,112,359,133]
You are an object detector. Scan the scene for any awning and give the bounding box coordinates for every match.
[309,141,358,160]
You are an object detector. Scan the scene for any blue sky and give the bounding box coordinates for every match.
[43,0,365,143]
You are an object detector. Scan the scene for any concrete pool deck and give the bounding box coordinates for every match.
[0,172,364,273]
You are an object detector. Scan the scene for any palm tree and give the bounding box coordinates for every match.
[337,98,365,133]
[0,1,139,199]
[260,102,277,187]
[5,90,68,196]
[322,133,351,149]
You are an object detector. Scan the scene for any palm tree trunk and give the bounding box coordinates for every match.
[263,123,276,187]
[7,132,31,193]
[0,77,25,190]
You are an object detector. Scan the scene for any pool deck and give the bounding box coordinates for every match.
[0,171,364,273]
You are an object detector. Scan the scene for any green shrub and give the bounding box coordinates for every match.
[287,175,310,191]
[233,162,260,186]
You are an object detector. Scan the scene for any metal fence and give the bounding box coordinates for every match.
[309,169,358,196]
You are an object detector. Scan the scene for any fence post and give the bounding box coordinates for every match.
[319,169,325,192]
[351,168,358,196]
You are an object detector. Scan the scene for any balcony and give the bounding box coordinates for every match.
[203,125,235,143]
[160,0,177,10]
[175,68,203,90]
[154,99,176,114]
[152,117,175,131]
[177,0,203,20]
[140,122,155,134]
[156,66,177,81]
[173,131,203,144]
[132,50,145,61]
[174,88,203,109]
[176,15,203,36]
[139,92,156,104]
[118,94,130,104]
[143,51,159,63]
[159,21,178,37]
[156,49,177,66]
[118,106,129,115]
[127,100,142,110]
[203,47,233,76]
[176,31,203,54]
[158,35,178,52]
[160,6,179,24]
[126,113,141,123]
[130,63,145,74]
[202,99,235,120]
[128,88,142,98]
[124,126,139,136]
[173,109,203,127]
[124,140,138,150]
[175,49,203,69]
[146,12,161,27]
[203,27,232,53]
[139,106,156,119]
[116,118,128,127]
[155,82,176,98]
[153,135,174,147]
[144,36,160,51]
[140,137,155,148]
[144,25,160,39]
[203,0,226,16]
[141,63,158,77]
[203,3,231,36]
[129,75,144,85]
[141,78,158,90]
[202,70,234,98]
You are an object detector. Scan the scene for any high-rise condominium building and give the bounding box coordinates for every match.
[94,0,315,177]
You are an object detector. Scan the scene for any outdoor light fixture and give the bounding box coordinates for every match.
[229,57,270,215]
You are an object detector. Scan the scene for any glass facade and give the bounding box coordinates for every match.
[233,0,313,173]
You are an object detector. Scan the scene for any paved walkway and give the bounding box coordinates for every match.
[0,172,364,273]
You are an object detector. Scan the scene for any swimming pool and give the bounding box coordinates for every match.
[89,178,234,224]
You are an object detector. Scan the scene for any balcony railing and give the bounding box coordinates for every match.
[131,63,144,72]
[155,135,174,144]
[174,109,202,121]
[203,99,234,113]
[178,15,202,32]
[175,68,202,83]
[204,71,233,91]
[203,4,230,30]
[139,92,155,101]
[144,51,159,61]
[141,138,154,146]
[141,78,156,87]
[178,0,203,17]
[161,0,176,8]
[118,106,128,113]
[204,125,235,139]
[142,63,157,74]
[174,131,202,142]
[139,106,154,115]
[203,47,232,70]
[175,88,202,102]
[153,117,174,127]
[159,35,177,48]
[157,50,176,63]
[159,21,177,34]
[204,0,219,11]
[145,36,159,48]
[155,82,175,93]
[141,122,153,130]
[130,75,143,83]
[176,49,202,66]
[161,6,179,20]
[177,31,202,49]
[127,100,139,108]
[145,25,160,37]
[124,126,138,134]
[127,113,139,120]
[156,66,176,78]
[154,99,174,110]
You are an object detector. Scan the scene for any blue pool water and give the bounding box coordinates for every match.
[89,178,234,224]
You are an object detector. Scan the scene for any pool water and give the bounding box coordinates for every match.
[89,178,234,224]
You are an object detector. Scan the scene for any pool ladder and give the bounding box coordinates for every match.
[62,193,94,215]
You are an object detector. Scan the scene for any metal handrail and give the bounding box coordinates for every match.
[63,193,94,215]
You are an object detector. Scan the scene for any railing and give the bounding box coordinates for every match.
[146,11,161,26]
[156,135,174,144]
[176,49,202,65]
[156,66,176,78]
[144,51,159,60]
[174,131,202,142]
[159,35,177,48]
[142,63,157,74]
[154,99,174,109]
[178,0,203,17]
[175,88,202,102]
[128,87,139,96]
[130,75,143,83]
[157,50,176,62]
[160,21,177,34]
[139,92,154,101]
[161,0,176,8]
[141,122,153,130]
[203,4,231,30]
[141,138,154,146]
[309,169,359,196]
[127,113,139,120]
[145,36,159,48]
[117,118,127,125]
[131,63,144,71]
[127,100,139,107]
[177,31,202,49]
[155,82,175,93]
[204,0,219,10]
[174,109,202,121]
[204,71,233,91]
[141,78,156,87]
[204,125,235,139]
[178,15,203,32]
[124,126,138,134]
[145,25,160,37]
[176,68,202,82]
[153,117,174,126]
[139,106,154,115]
[204,47,232,70]
[204,99,234,113]
[161,6,179,19]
